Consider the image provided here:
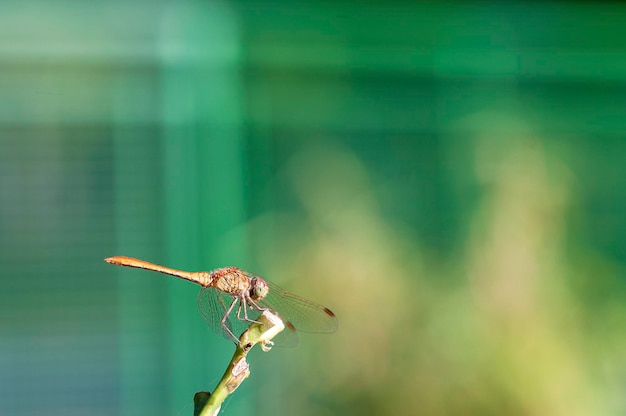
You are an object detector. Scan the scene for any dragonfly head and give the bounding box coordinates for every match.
[250,277,269,301]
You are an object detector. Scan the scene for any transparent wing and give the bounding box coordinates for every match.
[197,287,251,342]
[258,281,338,335]
[197,286,299,347]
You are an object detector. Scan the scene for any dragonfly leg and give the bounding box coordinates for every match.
[247,297,269,315]
[235,301,245,321]
[241,298,260,324]
[243,297,272,324]
[221,297,241,343]
[236,300,255,322]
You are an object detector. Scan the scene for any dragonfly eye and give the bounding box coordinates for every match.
[250,277,269,300]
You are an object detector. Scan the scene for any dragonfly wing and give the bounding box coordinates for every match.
[260,281,338,334]
[197,287,257,342]
[265,318,299,347]
[197,286,303,347]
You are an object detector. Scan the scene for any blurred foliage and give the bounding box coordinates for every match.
[249,138,625,416]
[1,1,626,415]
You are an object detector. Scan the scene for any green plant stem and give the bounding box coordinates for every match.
[194,311,285,416]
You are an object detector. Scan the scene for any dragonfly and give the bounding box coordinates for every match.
[105,256,338,346]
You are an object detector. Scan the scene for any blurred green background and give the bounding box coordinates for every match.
[2,1,626,415]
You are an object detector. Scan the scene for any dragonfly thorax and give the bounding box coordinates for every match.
[209,267,250,295]
[249,277,269,301]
